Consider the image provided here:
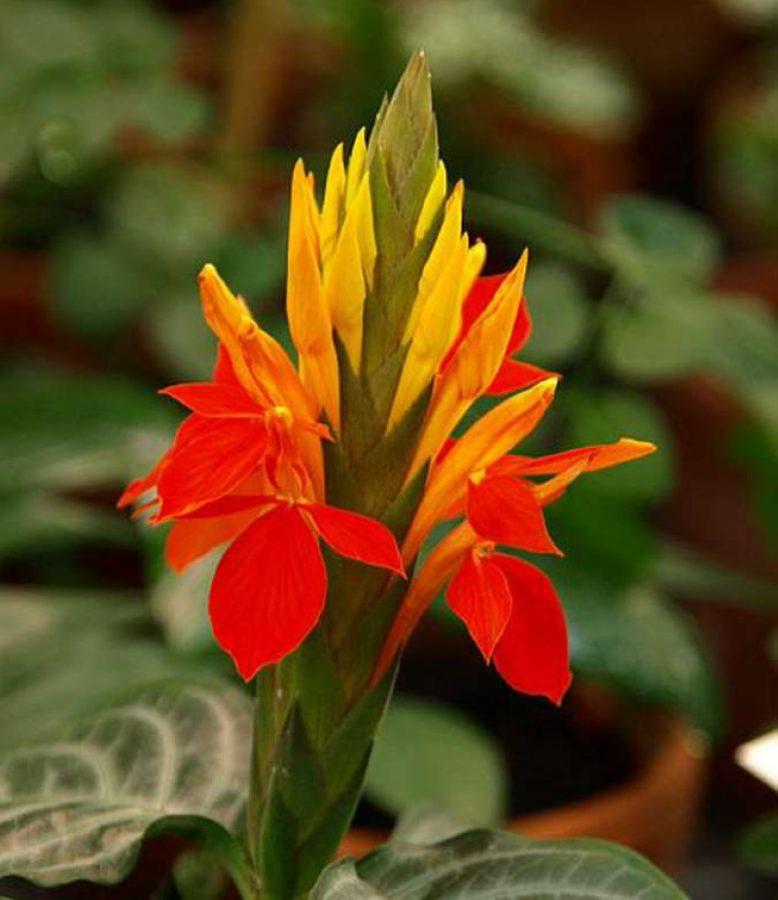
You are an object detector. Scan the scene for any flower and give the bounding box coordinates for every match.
[119,265,403,681]
[122,54,656,704]
[375,417,656,702]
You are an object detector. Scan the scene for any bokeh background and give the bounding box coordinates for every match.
[1,1,776,897]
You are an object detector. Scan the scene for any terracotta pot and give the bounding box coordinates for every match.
[339,711,709,875]
[655,259,778,819]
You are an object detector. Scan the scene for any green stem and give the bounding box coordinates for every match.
[466,190,610,272]
[245,623,396,899]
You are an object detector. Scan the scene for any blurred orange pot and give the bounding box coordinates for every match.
[339,710,709,876]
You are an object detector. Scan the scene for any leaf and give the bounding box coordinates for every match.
[150,552,219,653]
[312,828,687,899]
[0,679,251,887]
[365,697,508,825]
[601,290,720,383]
[0,587,204,751]
[654,541,778,612]
[110,164,225,272]
[552,573,723,738]
[48,232,157,341]
[563,387,674,504]
[523,263,589,367]
[599,195,721,285]
[0,369,174,494]
[146,291,218,381]
[738,811,778,877]
[0,492,132,562]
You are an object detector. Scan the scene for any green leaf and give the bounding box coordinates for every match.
[738,811,778,876]
[599,195,721,285]
[706,295,778,432]
[555,575,723,738]
[601,289,720,383]
[0,680,251,887]
[110,164,226,273]
[0,492,131,561]
[0,587,202,751]
[523,263,589,367]
[48,233,153,341]
[0,370,174,494]
[146,291,218,381]
[150,552,219,653]
[654,541,778,612]
[564,387,674,504]
[365,697,508,825]
[312,829,686,899]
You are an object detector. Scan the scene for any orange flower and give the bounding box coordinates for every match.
[375,430,656,702]
[120,266,403,681]
[122,65,656,704]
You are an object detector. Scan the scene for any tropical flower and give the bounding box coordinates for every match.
[121,55,656,709]
[119,265,403,680]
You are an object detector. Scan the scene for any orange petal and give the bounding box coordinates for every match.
[467,474,561,555]
[403,377,558,563]
[209,506,327,681]
[286,161,340,430]
[446,549,512,662]
[199,264,318,424]
[511,438,658,476]
[304,503,405,576]
[373,521,476,686]
[492,555,571,705]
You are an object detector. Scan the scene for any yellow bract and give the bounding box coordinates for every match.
[387,181,486,429]
[407,251,529,479]
[286,132,378,432]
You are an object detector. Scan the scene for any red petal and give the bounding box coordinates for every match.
[160,382,261,418]
[447,550,512,661]
[165,507,261,572]
[304,503,405,576]
[156,416,267,520]
[177,494,276,519]
[492,554,571,704]
[440,274,506,371]
[117,459,163,509]
[209,506,326,680]
[506,296,531,356]
[213,344,241,385]
[487,359,556,395]
[467,474,560,555]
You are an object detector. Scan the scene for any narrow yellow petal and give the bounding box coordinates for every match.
[405,181,464,342]
[389,233,468,428]
[286,161,340,430]
[403,377,559,561]
[345,127,367,207]
[323,177,372,369]
[320,143,346,267]
[354,175,377,289]
[415,161,447,242]
[462,240,486,298]
[408,251,528,477]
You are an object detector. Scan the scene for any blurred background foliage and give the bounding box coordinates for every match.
[0,0,776,895]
